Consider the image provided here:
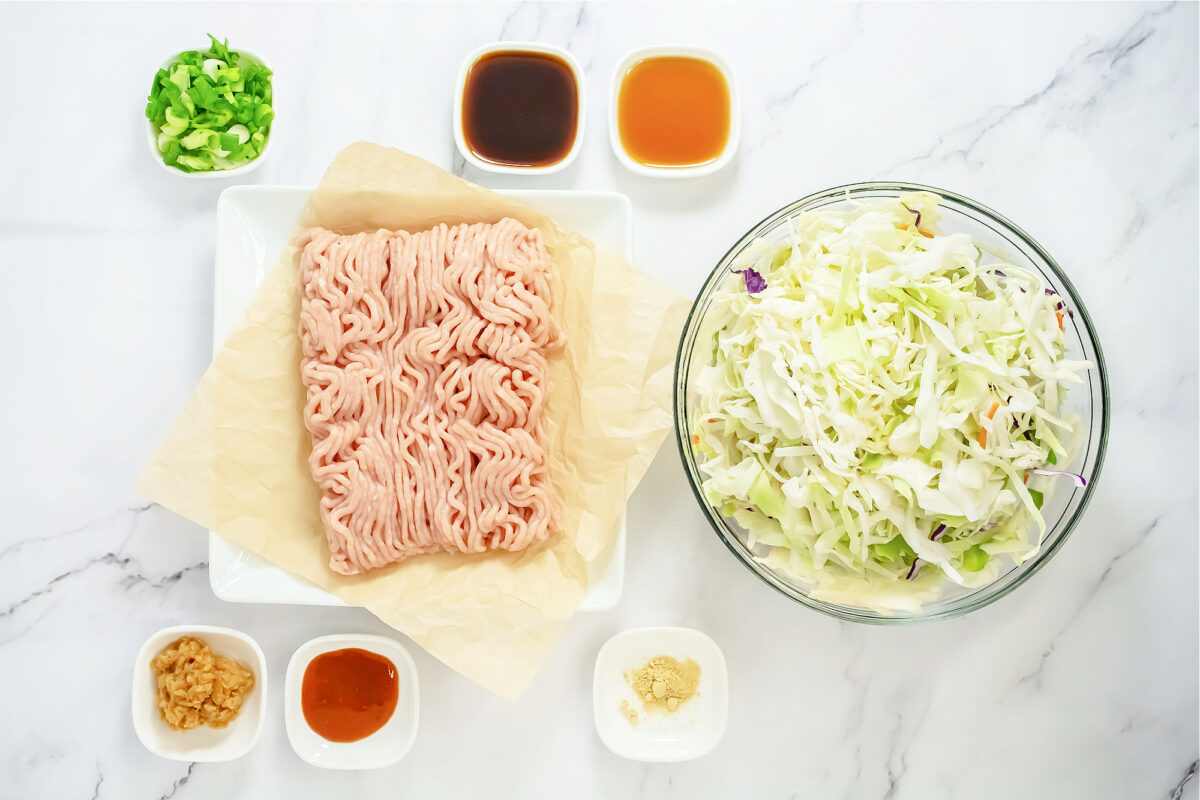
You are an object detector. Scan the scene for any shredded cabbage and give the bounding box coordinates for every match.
[145,35,273,173]
[692,193,1089,611]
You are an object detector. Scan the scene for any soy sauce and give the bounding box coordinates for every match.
[461,50,579,168]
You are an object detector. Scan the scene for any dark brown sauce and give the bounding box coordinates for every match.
[461,50,579,168]
[301,648,398,743]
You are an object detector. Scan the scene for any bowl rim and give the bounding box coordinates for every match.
[673,180,1111,624]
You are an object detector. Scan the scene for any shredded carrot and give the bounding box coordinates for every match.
[1023,474,1029,485]
[900,223,934,239]
[1056,311,1064,331]
[691,434,700,445]
[978,402,1001,448]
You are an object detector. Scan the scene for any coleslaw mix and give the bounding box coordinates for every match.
[691,194,1088,610]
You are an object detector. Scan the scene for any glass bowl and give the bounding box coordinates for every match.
[674,182,1110,623]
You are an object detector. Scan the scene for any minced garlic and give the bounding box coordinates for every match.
[151,636,255,730]
[624,655,700,718]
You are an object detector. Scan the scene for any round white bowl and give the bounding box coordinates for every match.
[453,41,586,176]
[145,46,275,179]
[131,625,267,762]
[608,45,739,179]
[284,634,419,770]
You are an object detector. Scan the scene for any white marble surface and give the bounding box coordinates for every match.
[1,2,1196,798]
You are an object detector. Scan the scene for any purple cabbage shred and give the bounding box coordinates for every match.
[931,524,947,541]
[906,559,923,580]
[734,267,767,294]
[902,203,923,229]
[1045,289,1076,316]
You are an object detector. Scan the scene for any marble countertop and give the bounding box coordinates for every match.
[2,2,1196,798]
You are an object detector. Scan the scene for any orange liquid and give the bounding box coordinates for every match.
[617,56,731,168]
[301,648,398,743]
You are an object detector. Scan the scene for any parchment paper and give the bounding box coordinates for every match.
[137,143,689,698]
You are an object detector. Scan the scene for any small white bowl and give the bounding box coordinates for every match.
[453,41,586,175]
[593,626,729,762]
[145,46,275,179]
[609,46,739,179]
[284,634,419,770]
[131,625,268,762]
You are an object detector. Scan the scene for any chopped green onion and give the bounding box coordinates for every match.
[145,35,272,173]
[180,128,215,150]
[176,153,211,171]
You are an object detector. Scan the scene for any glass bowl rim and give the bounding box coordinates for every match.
[673,180,1111,624]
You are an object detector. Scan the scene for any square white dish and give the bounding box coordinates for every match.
[211,185,630,611]
[284,634,419,770]
[132,625,267,762]
[593,626,728,762]
[608,46,739,178]
[454,42,587,175]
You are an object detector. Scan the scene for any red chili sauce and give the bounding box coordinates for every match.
[301,648,399,743]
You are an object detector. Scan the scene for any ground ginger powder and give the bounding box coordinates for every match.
[624,655,701,719]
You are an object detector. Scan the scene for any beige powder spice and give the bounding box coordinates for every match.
[624,655,701,717]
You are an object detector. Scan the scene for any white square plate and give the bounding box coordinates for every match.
[211,185,629,611]
[593,627,728,762]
